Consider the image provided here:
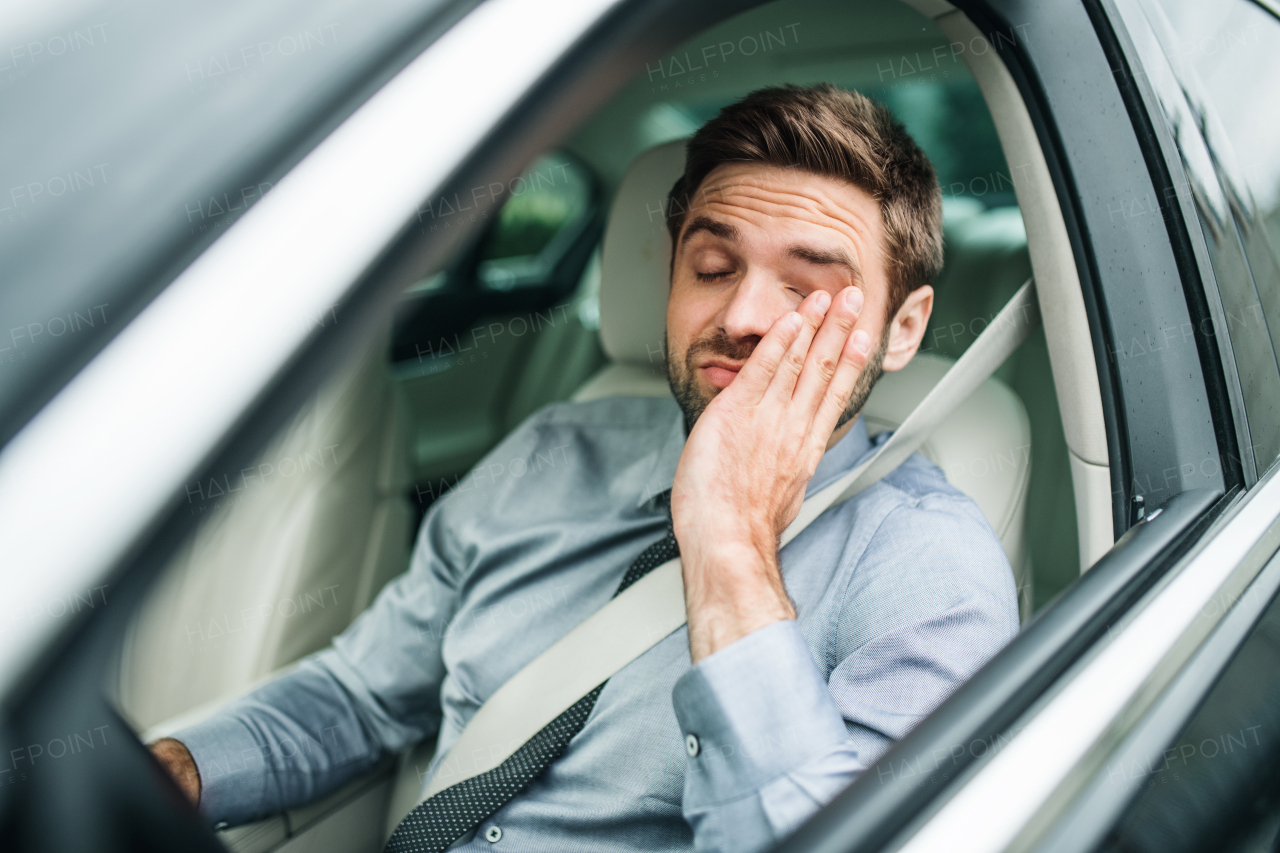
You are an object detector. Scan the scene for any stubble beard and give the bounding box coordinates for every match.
[665,330,889,435]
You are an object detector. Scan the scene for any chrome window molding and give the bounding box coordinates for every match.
[0,0,621,699]
[894,463,1280,853]
[1035,513,1280,853]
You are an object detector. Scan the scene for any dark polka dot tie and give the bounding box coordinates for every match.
[383,490,679,852]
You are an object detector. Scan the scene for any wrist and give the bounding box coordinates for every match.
[150,737,201,807]
[674,511,777,564]
[681,543,795,664]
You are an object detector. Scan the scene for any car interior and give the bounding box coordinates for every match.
[106,0,1116,849]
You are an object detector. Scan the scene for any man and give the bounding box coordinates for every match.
[151,84,1018,852]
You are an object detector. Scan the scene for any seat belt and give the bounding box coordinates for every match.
[421,279,1039,800]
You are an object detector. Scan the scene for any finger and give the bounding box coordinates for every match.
[732,289,829,399]
[812,323,873,440]
[791,286,863,413]
[756,289,831,402]
[726,310,804,400]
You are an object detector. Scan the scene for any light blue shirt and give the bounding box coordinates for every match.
[178,395,1018,852]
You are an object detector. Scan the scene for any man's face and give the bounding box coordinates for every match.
[665,162,921,434]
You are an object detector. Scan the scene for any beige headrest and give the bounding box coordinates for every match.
[599,140,687,366]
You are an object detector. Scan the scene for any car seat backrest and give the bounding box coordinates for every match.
[114,336,414,730]
[596,140,685,375]
[575,140,1034,618]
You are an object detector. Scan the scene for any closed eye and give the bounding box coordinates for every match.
[695,270,734,282]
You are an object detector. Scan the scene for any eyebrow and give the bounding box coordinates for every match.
[679,214,862,283]
[679,215,738,246]
[787,244,862,283]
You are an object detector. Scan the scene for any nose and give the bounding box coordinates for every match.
[714,270,795,344]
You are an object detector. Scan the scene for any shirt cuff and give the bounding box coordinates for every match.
[175,713,269,826]
[671,619,850,805]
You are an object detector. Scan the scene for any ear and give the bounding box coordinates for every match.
[881,285,934,373]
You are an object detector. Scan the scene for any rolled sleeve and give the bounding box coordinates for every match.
[672,620,849,803]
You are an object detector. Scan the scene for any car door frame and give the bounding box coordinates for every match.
[0,0,1251,848]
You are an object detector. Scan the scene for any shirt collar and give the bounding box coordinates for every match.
[636,406,875,508]
[807,416,873,496]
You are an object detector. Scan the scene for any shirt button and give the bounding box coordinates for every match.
[485,825,502,843]
[685,733,700,757]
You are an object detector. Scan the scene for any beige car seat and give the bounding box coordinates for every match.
[115,335,415,731]
[573,141,1034,618]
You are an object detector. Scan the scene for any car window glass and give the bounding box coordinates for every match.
[1130,0,1280,475]
[95,2,1090,849]
[567,9,1010,211]
[565,0,1076,611]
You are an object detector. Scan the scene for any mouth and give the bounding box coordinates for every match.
[698,359,743,390]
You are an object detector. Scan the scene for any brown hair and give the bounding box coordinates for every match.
[666,84,943,316]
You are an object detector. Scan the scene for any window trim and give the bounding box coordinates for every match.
[1035,525,1280,853]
